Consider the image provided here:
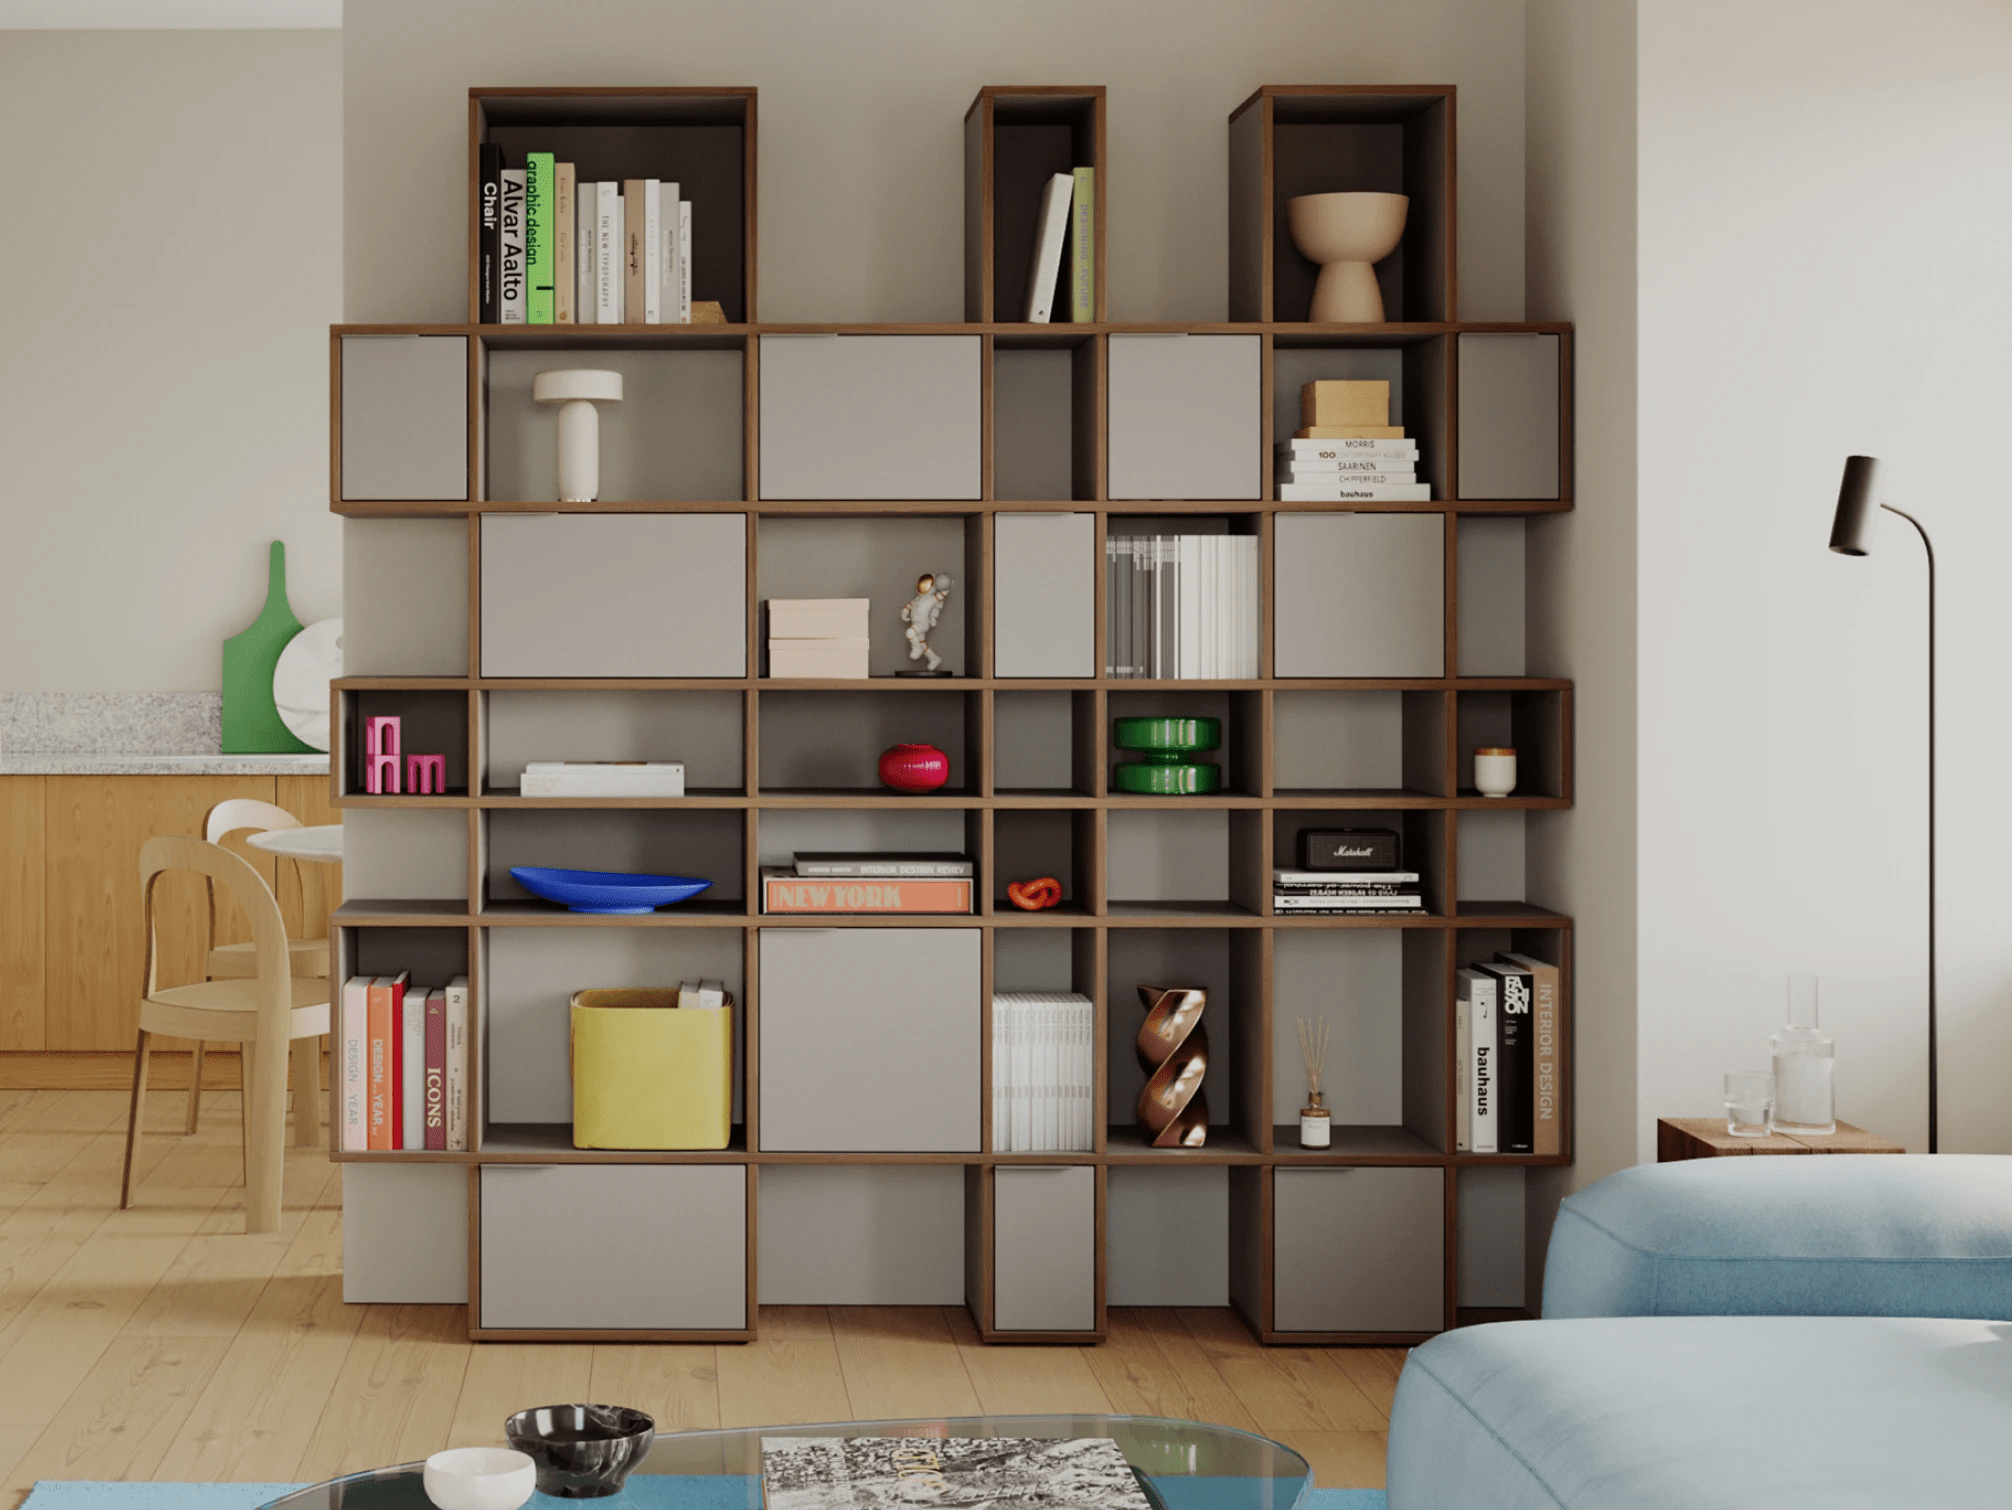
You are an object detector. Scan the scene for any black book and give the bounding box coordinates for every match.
[477,143,503,323]
[1480,960,1535,1153]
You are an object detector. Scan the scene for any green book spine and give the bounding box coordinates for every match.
[1069,166,1095,323]
[526,151,555,323]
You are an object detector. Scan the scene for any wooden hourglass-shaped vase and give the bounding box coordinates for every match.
[1287,192,1409,322]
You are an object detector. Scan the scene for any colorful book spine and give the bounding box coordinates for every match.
[444,975,470,1152]
[498,169,526,323]
[477,143,502,323]
[423,986,447,1152]
[596,181,622,324]
[400,984,425,1151]
[761,869,971,914]
[365,974,394,1150]
[340,976,368,1151]
[525,151,554,323]
[1504,952,1564,1156]
[1069,166,1095,322]
[554,161,575,324]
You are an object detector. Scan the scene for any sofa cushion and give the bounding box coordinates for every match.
[1542,1154,2012,1319]
[1388,1315,2012,1509]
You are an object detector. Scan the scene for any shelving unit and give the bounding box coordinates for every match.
[331,83,1574,1347]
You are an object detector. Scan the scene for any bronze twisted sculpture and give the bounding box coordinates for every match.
[1136,984,1208,1147]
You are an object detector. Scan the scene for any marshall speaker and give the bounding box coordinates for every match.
[1297,827,1402,872]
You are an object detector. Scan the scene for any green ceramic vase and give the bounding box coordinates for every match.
[1112,716,1223,795]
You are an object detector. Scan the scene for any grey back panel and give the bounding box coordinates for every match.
[1271,931,1404,1125]
[1457,334,1561,500]
[757,928,980,1152]
[341,1163,470,1303]
[341,335,468,501]
[1455,517,1526,675]
[341,807,468,901]
[993,514,1095,678]
[758,1165,965,1304]
[1273,513,1444,677]
[343,518,469,676]
[484,689,744,791]
[759,336,981,500]
[1272,1166,1444,1333]
[479,1163,747,1330]
[994,1165,1096,1331]
[1107,335,1261,500]
[480,513,747,677]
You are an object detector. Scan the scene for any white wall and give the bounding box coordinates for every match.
[342,0,1530,324]
[0,30,342,693]
[1635,0,2012,1156]
[1521,0,1639,1300]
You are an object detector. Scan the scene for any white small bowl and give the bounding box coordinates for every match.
[423,1447,538,1510]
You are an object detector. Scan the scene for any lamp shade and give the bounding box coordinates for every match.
[1830,455,1882,556]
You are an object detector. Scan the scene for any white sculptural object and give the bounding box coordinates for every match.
[1286,192,1410,323]
[532,369,624,502]
[899,572,953,674]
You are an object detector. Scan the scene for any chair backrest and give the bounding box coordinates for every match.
[205,798,301,844]
[141,835,293,1031]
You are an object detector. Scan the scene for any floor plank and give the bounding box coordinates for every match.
[828,1307,982,1422]
[295,1305,468,1482]
[715,1307,851,1428]
[1176,1309,1388,1434]
[447,1342,596,1450]
[946,1308,1113,1416]
[1083,1309,1259,1432]
[1265,1430,1389,1491]
[589,1344,721,1436]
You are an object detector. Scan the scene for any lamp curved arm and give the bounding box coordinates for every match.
[1881,502,1937,1154]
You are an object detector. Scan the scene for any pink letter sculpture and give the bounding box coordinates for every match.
[364,716,401,795]
[406,753,447,795]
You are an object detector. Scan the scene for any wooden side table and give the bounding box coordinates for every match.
[1657,1118,1907,1162]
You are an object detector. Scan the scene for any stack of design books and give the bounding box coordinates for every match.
[760,851,973,915]
[992,992,1095,1152]
[1277,380,1429,501]
[1272,867,1426,916]
[1457,952,1564,1156]
[338,974,470,1151]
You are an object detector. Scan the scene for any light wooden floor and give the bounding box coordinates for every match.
[0,1088,1400,1508]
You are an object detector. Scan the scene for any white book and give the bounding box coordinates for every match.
[1456,975,1473,1152]
[576,184,598,322]
[499,169,527,323]
[1275,868,1421,884]
[520,761,686,797]
[1278,482,1433,502]
[1278,460,1419,477]
[1274,894,1424,910]
[1277,438,1419,457]
[678,200,692,323]
[698,979,726,1010]
[643,180,663,323]
[658,181,682,325]
[596,182,623,324]
[444,975,470,1152]
[1461,967,1500,1154]
[1023,172,1075,322]
[340,976,369,1151]
[400,987,425,1151]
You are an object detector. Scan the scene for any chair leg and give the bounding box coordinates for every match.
[243,1037,287,1234]
[290,1034,322,1148]
[185,1041,206,1134]
[121,1030,152,1210]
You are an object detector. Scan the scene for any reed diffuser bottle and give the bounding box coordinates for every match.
[1772,974,1836,1135]
[1298,1016,1332,1149]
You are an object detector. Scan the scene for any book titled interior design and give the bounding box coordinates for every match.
[761,1436,1156,1510]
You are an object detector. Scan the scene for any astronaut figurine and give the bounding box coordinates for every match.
[899,572,953,675]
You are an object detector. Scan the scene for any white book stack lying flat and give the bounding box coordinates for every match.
[520,761,686,797]
[1276,438,1430,501]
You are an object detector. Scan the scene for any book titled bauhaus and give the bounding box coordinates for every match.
[761,868,971,914]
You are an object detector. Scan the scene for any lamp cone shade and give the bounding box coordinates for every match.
[1830,455,1881,556]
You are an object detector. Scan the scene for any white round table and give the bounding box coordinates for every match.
[246,824,343,863]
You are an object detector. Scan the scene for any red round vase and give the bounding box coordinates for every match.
[878,743,950,794]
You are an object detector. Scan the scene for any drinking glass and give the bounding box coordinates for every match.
[1724,1070,1774,1137]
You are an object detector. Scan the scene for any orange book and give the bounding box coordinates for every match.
[365,971,407,1150]
[761,868,972,915]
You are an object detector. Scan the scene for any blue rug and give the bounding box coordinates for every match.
[19,1483,1384,1510]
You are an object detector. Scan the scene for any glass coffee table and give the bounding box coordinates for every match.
[260,1415,1311,1510]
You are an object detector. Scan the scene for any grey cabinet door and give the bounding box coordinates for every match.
[758,928,981,1152]
[1272,1166,1444,1333]
[1458,334,1562,500]
[994,1165,1097,1331]
[480,513,747,677]
[759,336,981,500]
[1107,335,1261,500]
[478,1164,747,1331]
[341,336,468,501]
[1273,513,1445,677]
[994,513,1095,677]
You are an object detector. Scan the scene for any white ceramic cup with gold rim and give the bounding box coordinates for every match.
[1474,747,1518,798]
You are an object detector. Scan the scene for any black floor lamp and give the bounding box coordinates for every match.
[1828,455,1937,1153]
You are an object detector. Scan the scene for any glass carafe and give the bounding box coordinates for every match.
[1771,974,1836,1134]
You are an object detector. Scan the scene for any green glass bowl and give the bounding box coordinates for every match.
[1112,716,1222,753]
[1112,761,1222,795]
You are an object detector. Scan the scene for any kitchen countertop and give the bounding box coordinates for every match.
[0,753,331,776]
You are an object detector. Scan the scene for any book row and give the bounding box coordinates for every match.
[338,974,471,1151]
[991,992,1096,1153]
[479,148,697,325]
[1457,952,1563,1155]
[1104,534,1261,679]
[1023,168,1095,324]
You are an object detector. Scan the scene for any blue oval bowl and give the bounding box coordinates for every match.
[509,867,713,914]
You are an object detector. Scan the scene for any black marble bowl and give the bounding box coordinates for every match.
[503,1404,656,1499]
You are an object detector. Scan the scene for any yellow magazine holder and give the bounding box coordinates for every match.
[570,988,733,1150]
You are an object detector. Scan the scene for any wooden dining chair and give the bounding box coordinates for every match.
[193,798,329,1141]
[123,835,330,1233]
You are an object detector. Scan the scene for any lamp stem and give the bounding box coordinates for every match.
[1882,503,1936,1154]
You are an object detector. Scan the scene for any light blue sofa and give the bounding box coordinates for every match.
[1385,1155,2012,1509]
